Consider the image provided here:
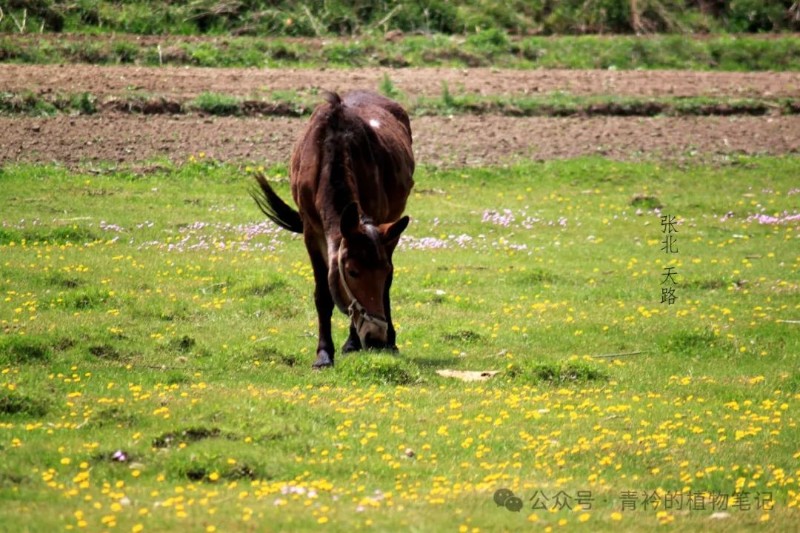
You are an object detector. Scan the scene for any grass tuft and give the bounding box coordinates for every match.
[507,360,610,384]
[0,391,50,417]
[378,73,401,99]
[0,337,52,364]
[338,353,422,385]
[191,92,241,116]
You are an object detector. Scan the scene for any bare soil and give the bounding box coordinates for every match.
[3,64,799,99]
[1,65,798,167]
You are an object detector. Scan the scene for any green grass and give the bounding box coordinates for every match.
[0,91,98,116]
[2,33,800,71]
[1,156,800,530]
[3,89,797,119]
[1,1,796,36]
[190,92,241,116]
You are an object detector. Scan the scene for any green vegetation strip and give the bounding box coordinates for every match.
[1,1,796,36]
[2,90,798,118]
[2,33,800,71]
[1,156,799,530]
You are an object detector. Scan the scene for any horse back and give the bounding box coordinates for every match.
[290,91,414,232]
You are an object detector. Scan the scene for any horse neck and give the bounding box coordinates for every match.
[318,150,357,246]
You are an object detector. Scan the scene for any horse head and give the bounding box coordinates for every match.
[331,202,409,350]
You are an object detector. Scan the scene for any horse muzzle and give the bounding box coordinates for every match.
[348,300,389,349]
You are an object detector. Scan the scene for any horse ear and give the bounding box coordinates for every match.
[340,202,360,237]
[380,216,410,248]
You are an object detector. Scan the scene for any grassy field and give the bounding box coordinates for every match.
[3,33,800,71]
[1,156,799,531]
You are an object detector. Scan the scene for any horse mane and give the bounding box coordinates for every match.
[320,91,367,217]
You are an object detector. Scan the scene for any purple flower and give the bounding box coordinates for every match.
[111,450,128,462]
[482,209,515,227]
[746,211,800,225]
[99,221,126,233]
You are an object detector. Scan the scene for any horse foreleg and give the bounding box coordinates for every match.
[308,246,335,368]
[342,325,362,353]
[383,270,399,352]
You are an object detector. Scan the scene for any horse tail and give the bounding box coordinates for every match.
[250,173,303,234]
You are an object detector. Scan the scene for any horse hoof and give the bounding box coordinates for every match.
[312,350,334,368]
[342,338,362,353]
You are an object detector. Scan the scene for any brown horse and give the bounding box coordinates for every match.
[252,90,414,368]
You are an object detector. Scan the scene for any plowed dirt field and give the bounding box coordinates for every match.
[2,65,798,167]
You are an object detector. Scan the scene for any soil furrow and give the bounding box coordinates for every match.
[3,114,798,168]
[3,65,799,99]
